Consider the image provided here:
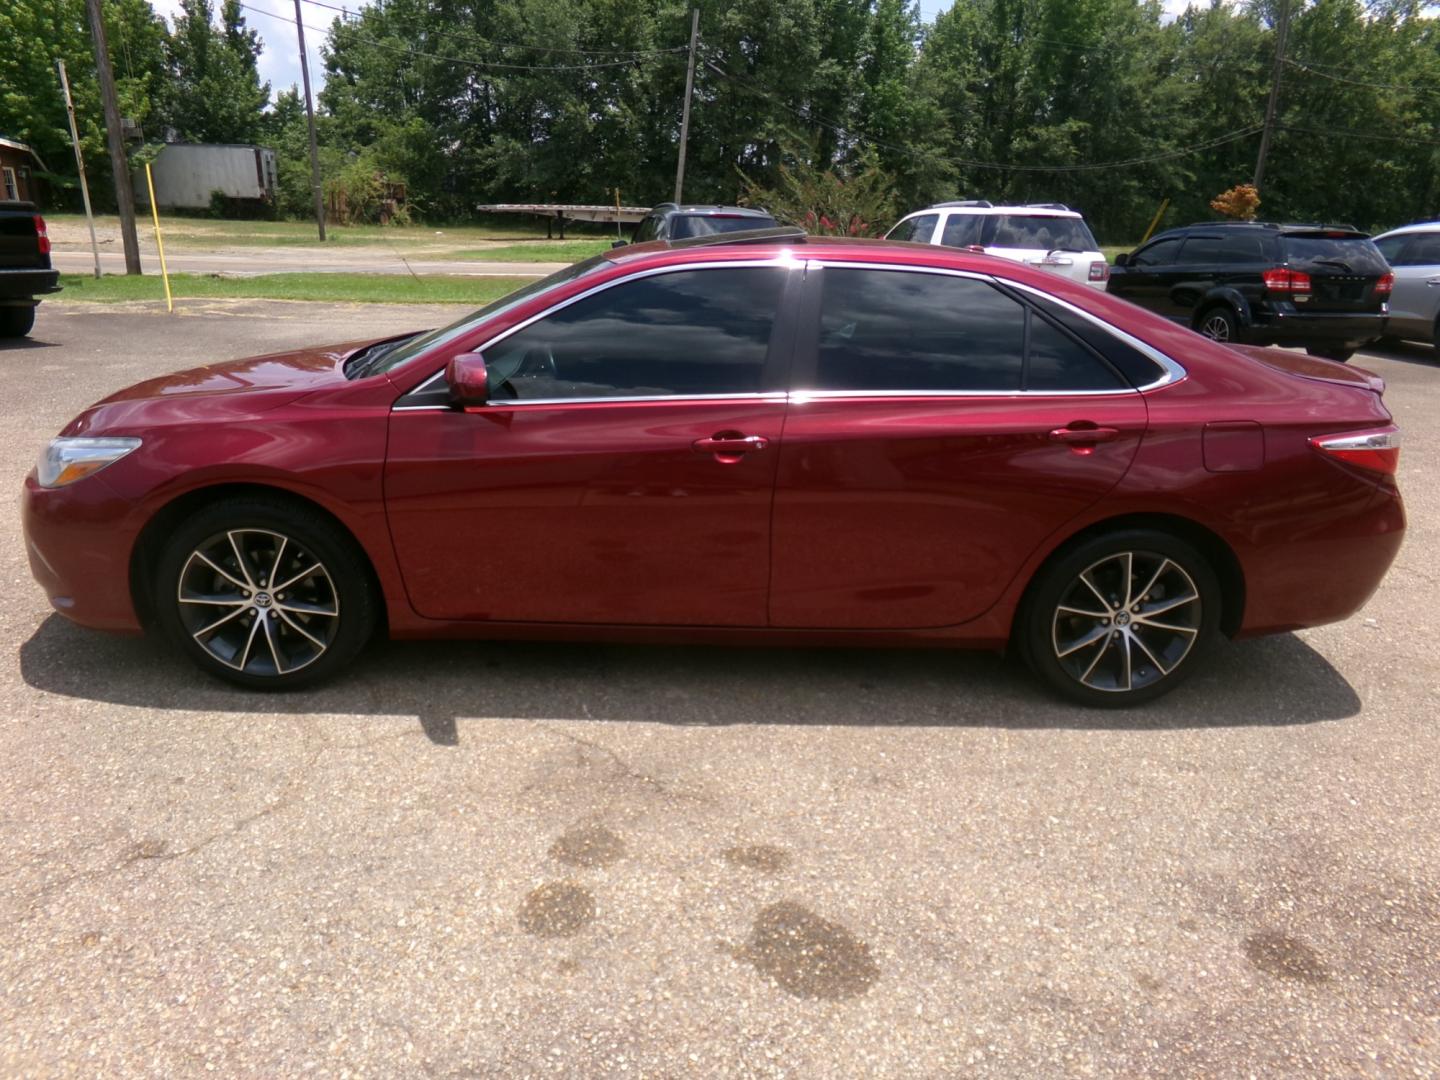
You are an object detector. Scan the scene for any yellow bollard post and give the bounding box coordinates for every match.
[144,162,173,313]
[1139,198,1171,246]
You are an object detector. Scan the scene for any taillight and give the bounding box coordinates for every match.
[34,215,50,256]
[1374,272,1394,296]
[1310,428,1400,475]
[1088,260,1108,282]
[1262,267,1311,293]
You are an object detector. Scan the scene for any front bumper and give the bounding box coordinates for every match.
[22,473,145,632]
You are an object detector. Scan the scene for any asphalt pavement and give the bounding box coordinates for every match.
[2,299,1437,1077]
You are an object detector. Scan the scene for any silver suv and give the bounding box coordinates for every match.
[1372,221,1440,352]
[885,201,1109,288]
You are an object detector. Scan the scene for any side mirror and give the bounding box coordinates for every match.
[1113,252,1131,267]
[611,239,628,249]
[446,352,489,407]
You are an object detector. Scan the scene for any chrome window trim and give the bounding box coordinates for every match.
[403,256,803,400]
[394,392,788,412]
[807,259,1188,393]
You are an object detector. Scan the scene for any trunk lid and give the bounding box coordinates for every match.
[0,201,44,269]
[1226,343,1385,394]
[1279,231,1390,313]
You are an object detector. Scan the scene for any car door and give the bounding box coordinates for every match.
[384,262,798,625]
[1109,235,1185,317]
[1385,234,1440,338]
[769,265,1148,630]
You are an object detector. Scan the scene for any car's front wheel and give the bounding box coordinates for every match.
[154,497,377,689]
[1019,530,1221,707]
[1195,306,1238,344]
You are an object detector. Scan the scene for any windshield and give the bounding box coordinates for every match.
[669,214,775,239]
[1280,234,1388,275]
[982,215,1098,252]
[351,254,611,378]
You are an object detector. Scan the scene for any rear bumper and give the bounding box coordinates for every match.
[1236,484,1405,637]
[0,268,62,302]
[1250,310,1388,347]
[21,473,145,632]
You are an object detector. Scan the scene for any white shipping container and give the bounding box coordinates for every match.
[135,144,277,210]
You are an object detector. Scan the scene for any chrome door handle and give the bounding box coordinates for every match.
[1049,426,1120,444]
[692,433,769,457]
[1425,277,1440,287]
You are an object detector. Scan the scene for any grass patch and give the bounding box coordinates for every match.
[55,272,531,305]
[457,239,615,262]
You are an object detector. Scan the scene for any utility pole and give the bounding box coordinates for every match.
[56,60,102,279]
[293,0,327,240]
[1253,0,1291,193]
[84,0,141,274]
[673,8,700,204]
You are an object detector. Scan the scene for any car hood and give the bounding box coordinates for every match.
[63,338,387,435]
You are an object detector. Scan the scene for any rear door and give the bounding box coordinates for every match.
[770,265,1148,630]
[1381,233,1440,337]
[384,262,798,625]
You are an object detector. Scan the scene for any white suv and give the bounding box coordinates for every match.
[885,201,1109,288]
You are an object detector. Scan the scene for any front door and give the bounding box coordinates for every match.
[385,263,796,625]
[1386,234,1440,339]
[1110,235,1187,320]
[770,266,1147,630]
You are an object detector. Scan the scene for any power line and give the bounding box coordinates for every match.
[1279,124,1440,148]
[705,60,1264,173]
[237,3,681,72]
[297,0,686,58]
[1283,58,1439,96]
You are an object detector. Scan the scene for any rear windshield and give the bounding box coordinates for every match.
[670,214,775,239]
[1281,234,1388,274]
[987,215,1098,252]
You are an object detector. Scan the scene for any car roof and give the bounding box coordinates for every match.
[1374,220,1440,237]
[903,204,1082,219]
[650,203,774,218]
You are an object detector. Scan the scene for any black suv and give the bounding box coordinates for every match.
[1107,223,1392,361]
[627,204,777,244]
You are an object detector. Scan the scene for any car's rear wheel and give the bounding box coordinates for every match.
[154,497,376,689]
[1196,306,1237,343]
[1306,346,1354,363]
[1020,530,1221,707]
[0,305,36,338]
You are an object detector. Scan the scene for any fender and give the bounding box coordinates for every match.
[1190,285,1253,328]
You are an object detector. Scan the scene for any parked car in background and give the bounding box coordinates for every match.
[24,228,1405,706]
[885,201,1110,288]
[1107,222,1392,362]
[0,200,60,338]
[1372,221,1440,352]
[625,204,776,244]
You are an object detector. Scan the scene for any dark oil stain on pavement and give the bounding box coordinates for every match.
[519,882,596,938]
[550,824,626,868]
[733,901,879,1000]
[1243,931,1331,983]
[722,844,793,873]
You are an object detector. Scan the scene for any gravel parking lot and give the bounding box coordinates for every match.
[3,299,1437,1078]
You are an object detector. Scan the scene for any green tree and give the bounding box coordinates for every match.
[161,0,270,143]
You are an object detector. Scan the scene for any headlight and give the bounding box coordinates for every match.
[36,437,142,488]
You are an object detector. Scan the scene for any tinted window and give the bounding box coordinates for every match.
[1178,234,1266,264]
[632,215,660,242]
[1131,237,1182,266]
[815,270,1024,391]
[1025,293,1165,388]
[888,213,939,243]
[1281,235,1389,274]
[668,214,774,239]
[940,214,984,247]
[983,215,1098,251]
[1026,314,1125,391]
[1398,234,1440,266]
[481,267,784,400]
[1373,235,1407,263]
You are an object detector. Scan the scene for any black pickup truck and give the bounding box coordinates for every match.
[0,201,61,338]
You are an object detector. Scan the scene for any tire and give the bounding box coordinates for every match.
[153,496,378,689]
[1018,529,1222,707]
[0,305,36,338]
[1195,306,1238,343]
[1306,346,1354,363]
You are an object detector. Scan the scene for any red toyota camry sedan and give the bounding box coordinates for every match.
[22,229,1404,705]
